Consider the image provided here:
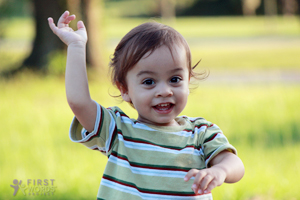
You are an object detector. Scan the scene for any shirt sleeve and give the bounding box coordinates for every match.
[69,102,119,156]
[201,122,237,168]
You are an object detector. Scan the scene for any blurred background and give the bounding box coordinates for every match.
[0,0,299,199]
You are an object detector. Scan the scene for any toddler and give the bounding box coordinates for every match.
[48,11,244,200]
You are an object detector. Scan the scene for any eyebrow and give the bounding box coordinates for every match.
[136,70,156,77]
[136,68,184,77]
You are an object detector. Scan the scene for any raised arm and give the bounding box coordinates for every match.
[48,11,97,132]
[184,151,244,195]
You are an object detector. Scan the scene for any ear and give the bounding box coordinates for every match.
[117,84,131,103]
[121,90,131,103]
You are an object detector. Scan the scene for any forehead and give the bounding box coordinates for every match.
[128,45,188,76]
[140,45,187,67]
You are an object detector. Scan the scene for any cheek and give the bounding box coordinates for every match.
[177,86,189,101]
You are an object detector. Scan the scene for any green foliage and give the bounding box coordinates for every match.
[0,0,32,18]
[47,51,67,76]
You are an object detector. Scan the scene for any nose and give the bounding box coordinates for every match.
[155,83,173,97]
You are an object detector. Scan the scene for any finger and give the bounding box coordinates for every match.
[57,10,70,28]
[77,21,86,30]
[204,180,218,194]
[198,174,213,194]
[193,171,207,194]
[65,15,76,25]
[48,17,58,34]
[184,169,198,182]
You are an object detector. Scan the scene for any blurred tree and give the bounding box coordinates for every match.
[177,0,243,16]
[264,0,278,15]
[0,0,31,40]
[4,0,103,76]
[297,0,300,16]
[21,0,66,71]
[281,0,298,15]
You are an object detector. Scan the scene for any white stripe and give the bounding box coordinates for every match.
[108,154,188,178]
[101,178,212,200]
[211,124,220,130]
[215,133,225,139]
[118,134,203,156]
[194,126,208,134]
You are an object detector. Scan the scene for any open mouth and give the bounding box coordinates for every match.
[153,103,174,113]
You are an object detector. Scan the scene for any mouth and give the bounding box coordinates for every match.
[153,103,174,114]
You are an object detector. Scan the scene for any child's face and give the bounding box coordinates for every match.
[121,45,190,126]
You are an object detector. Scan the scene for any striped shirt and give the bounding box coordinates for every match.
[70,103,237,200]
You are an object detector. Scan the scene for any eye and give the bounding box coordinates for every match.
[170,76,182,83]
[142,79,155,85]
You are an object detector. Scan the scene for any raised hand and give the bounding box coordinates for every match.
[48,11,87,46]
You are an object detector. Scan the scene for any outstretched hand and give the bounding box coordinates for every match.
[184,167,226,195]
[48,11,87,46]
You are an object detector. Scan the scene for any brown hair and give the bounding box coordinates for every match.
[110,21,205,92]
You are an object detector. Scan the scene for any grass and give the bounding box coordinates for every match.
[1,15,300,199]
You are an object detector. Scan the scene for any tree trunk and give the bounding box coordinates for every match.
[242,0,261,15]
[22,0,66,71]
[264,0,278,15]
[295,0,300,16]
